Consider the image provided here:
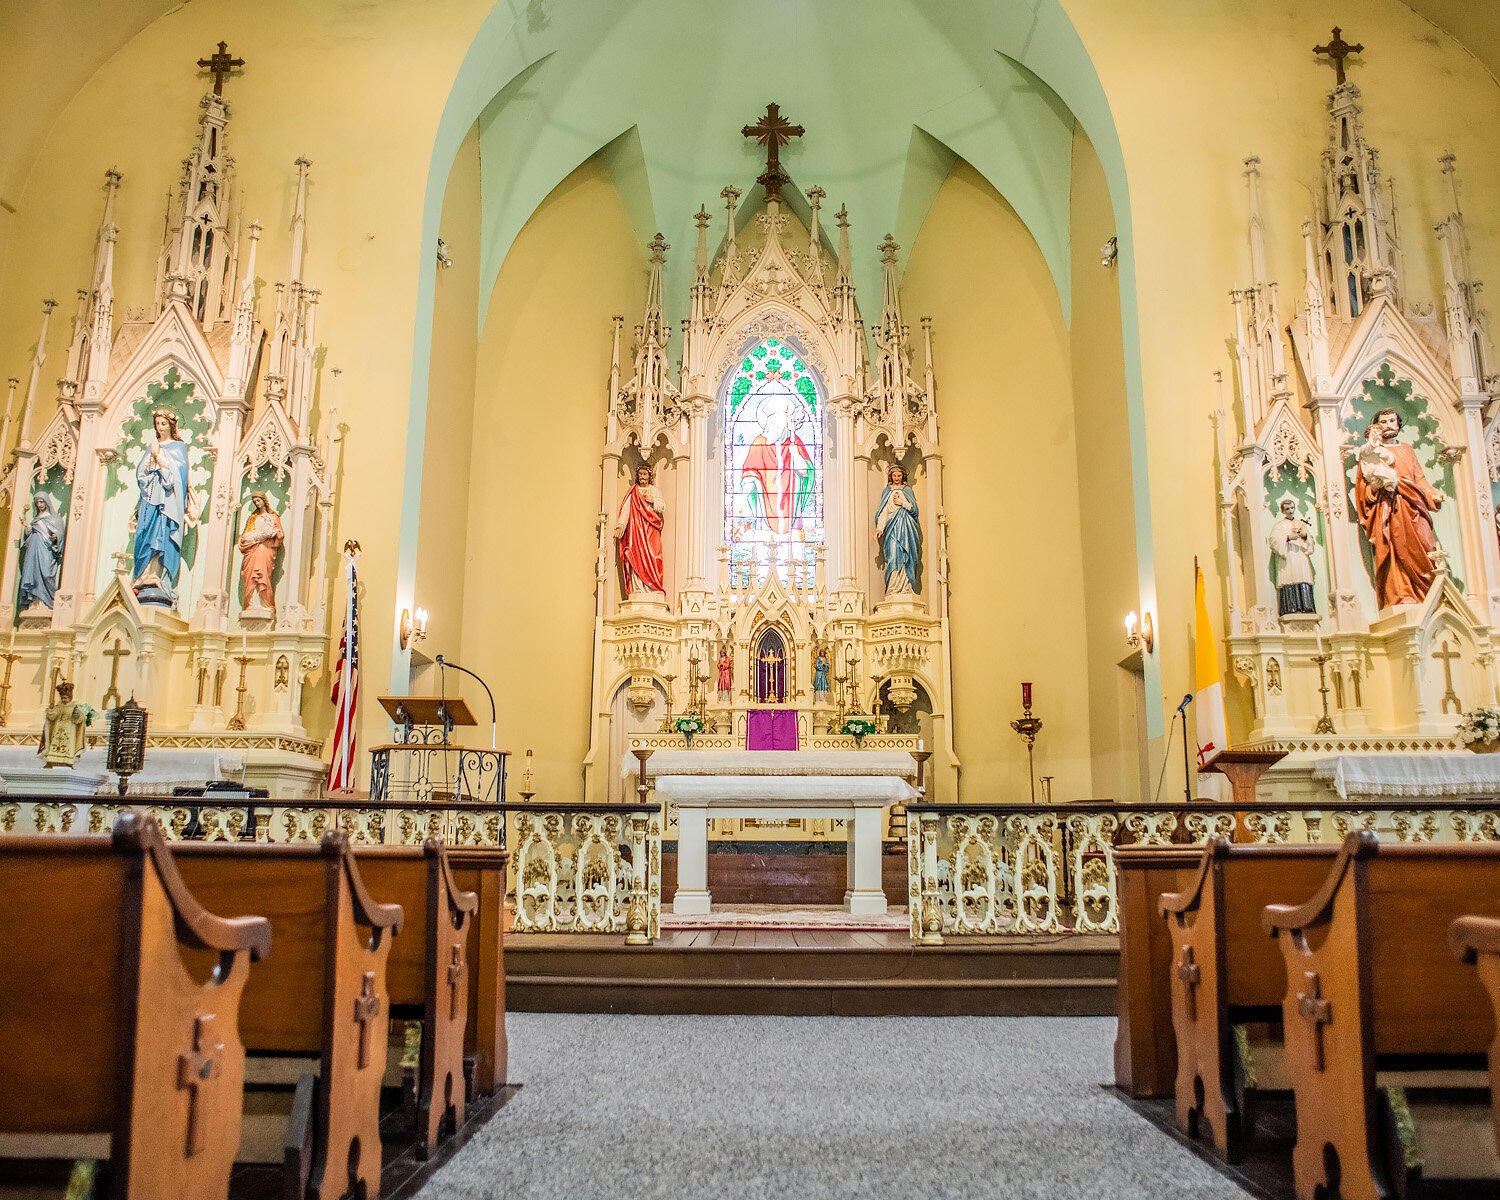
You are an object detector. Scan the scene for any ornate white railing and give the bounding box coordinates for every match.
[906,801,1500,944]
[3,795,663,944]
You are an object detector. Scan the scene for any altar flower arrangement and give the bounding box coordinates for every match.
[78,703,98,726]
[1458,707,1500,752]
[674,715,704,745]
[841,716,878,744]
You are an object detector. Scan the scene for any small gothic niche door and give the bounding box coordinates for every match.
[753,628,788,704]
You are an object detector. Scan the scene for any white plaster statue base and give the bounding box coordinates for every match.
[657,776,916,916]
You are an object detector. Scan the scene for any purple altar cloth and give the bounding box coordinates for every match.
[746,709,798,750]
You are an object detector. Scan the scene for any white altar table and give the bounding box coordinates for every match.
[1311,753,1500,801]
[632,750,920,916]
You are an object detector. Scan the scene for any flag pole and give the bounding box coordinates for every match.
[338,545,357,789]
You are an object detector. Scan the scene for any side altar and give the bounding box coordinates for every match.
[582,106,957,810]
[0,48,344,797]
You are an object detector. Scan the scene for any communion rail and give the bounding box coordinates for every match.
[905,799,1500,944]
[0,795,663,944]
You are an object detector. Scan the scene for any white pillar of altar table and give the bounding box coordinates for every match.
[656,777,916,916]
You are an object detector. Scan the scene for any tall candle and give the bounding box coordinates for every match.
[241,632,248,659]
[1022,681,1033,709]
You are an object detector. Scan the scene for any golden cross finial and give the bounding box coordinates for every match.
[741,103,805,200]
[196,40,246,97]
[1313,26,1363,86]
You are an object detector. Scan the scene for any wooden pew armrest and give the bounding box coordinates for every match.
[1158,838,1225,918]
[323,832,405,934]
[1262,831,1377,937]
[426,840,479,918]
[1450,914,1500,963]
[117,813,273,960]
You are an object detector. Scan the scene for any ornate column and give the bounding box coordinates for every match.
[1310,396,1366,629]
[682,397,711,591]
[827,397,858,591]
[1458,394,1500,625]
[53,408,105,625]
[276,446,315,625]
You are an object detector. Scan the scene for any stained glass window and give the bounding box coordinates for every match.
[723,338,824,586]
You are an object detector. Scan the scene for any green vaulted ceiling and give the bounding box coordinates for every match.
[469,1,1079,324]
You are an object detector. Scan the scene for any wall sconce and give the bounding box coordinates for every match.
[400,606,430,650]
[1125,610,1154,653]
[1100,236,1119,268]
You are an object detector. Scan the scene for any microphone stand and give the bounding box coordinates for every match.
[434,654,497,750]
[1178,694,1195,804]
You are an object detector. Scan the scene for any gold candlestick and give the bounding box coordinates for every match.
[1311,652,1337,734]
[1010,697,1043,804]
[227,654,252,730]
[0,650,21,727]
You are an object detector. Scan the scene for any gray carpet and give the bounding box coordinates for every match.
[417,1014,1246,1199]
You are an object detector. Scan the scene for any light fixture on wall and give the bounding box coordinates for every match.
[436,237,453,269]
[1100,236,1118,268]
[400,606,429,650]
[1125,610,1154,653]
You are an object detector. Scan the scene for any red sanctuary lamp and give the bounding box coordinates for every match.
[1011,683,1043,803]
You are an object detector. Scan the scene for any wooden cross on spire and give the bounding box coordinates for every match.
[1313,26,1363,86]
[742,103,804,200]
[196,40,246,97]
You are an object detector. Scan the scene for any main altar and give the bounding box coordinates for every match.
[582,106,956,836]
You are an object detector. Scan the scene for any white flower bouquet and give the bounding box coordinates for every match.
[1457,707,1500,751]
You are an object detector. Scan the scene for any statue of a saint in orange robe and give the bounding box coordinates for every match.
[1353,408,1446,608]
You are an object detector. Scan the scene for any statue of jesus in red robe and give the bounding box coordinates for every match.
[1353,407,1446,608]
[614,464,665,597]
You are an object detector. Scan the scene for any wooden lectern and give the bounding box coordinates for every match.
[1201,747,1287,807]
[370,694,506,806]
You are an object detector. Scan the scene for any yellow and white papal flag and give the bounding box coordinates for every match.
[1193,561,1229,768]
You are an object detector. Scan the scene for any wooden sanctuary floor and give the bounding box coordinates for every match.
[508,925,1119,1017]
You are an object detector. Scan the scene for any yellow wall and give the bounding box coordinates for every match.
[413,123,482,683]
[903,162,1092,802]
[1068,125,1143,799]
[461,160,644,799]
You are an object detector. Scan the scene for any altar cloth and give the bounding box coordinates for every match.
[627,749,917,779]
[1311,753,1500,800]
[0,746,244,795]
[653,775,918,803]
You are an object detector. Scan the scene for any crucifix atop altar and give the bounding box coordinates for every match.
[196,40,246,96]
[1313,26,1363,85]
[741,102,804,199]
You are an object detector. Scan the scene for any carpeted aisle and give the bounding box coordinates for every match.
[417,1013,1244,1199]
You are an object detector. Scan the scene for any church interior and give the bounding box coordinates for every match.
[3,1,1500,1197]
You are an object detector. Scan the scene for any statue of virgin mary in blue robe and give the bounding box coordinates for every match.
[132,409,194,604]
[874,464,922,596]
[17,493,64,610]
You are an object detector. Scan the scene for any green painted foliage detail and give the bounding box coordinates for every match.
[730,376,752,413]
[795,376,818,414]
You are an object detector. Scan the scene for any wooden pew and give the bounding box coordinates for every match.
[1265,833,1500,1200]
[1157,839,1338,1160]
[172,832,403,1200]
[446,847,509,1096]
[353,842,477,1157]
[0,814,271,1199]
[1113,844,1202,1098]
[1450,914,1500,1160]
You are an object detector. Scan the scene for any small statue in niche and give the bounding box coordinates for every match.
[131,409,200,605]
[38,680,90,768]
[17,494,65,611]
[875,463,922,596]
[716,643,733,702]
[1268,497,1317,617]
[812,643,831,702]
[614,464,665,598]
[237,491,284,614]
[1353,407,1445,608]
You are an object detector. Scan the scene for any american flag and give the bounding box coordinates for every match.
[327,549,360,792]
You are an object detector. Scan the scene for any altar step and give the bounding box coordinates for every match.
[506,929,1119,1017]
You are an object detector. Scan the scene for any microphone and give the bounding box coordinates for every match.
[1175,693,1194,714]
